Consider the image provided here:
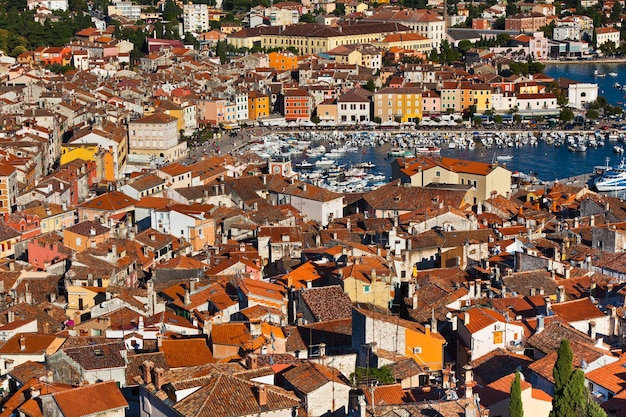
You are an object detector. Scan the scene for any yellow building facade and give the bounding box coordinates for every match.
[374,87,423,122]
[248,92,270,120]
[60,144,116,182]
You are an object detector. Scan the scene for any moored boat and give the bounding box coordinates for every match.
[387,148,413,157]
[595,159,626,191]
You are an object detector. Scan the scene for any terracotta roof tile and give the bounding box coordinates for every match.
[160,338,215,368]
[51,381,128,417]
[586,354,626,394]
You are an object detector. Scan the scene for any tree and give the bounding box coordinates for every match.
[494,114,503,125]
[509,371,524,417]
[350,366,395,385]
[299,12,316,23]
[332,3,345,16]
[550,339,607,417]
[365,79,376,92]
[586,108,600,120]
[215,40,227,64]
[458,39,473,53]
[163,0,182,21]
[560,108,575,123]
[611,2,623,21]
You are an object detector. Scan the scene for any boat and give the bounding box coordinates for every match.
[609,72,619,77]
[496,155,513,161]
[416,146,441,154]
[614,145,625,154]
[355,161,376,169]
[614,82,622,88]
[315,157,335,168]
[595,159,626,191]
[593,69,606,77]
[387,148,413,157]
[297,160,314,169]
[568,143,587,152]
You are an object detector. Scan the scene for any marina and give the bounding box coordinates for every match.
[238,127,626,194]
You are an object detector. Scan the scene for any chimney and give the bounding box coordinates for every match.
[590,215,595,227]
[556,285,565,303]
[190,279,196,294]
[371,268,377,282]
[111,244,117,260]
[468,281,475,300]
[319,343,326,357]
[141,360,155,385]
[150,233,156,241]
[43,322,49,334]
[184,286,191,305]
[431,317,438,333]
[156,332,163,347]
[501,284,507,298]
[306,280,312,289]
[475,279,481,298]
[19,334,25,351]
[256,384,268,407]
[536,315,544,333]
[463,364,474,399]
[530,287,536,296]
[464,311,470,326]
[574,217,579,228]
[153,367,165,390]
[589,321,597,339]
[247,353,258,370]
[412,293,418,310]
[7,310,14,323]
[596,337,604,348]
[544,296,552,315]
[346,217,351,231]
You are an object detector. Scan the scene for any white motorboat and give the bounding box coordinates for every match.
[595,159,626,191]
[315,157,335,168]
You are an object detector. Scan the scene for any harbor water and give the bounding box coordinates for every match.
[252,64,626,191]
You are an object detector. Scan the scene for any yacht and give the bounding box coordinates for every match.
[297,160,314,169]
[496,155,513,161]
[315,157,335,168]
[595,160,626,191]
[609,72,619,77]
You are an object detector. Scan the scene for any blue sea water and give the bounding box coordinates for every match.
[544,62,626,108]
[294,140,621,186]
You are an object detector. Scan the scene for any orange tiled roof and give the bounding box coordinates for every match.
[51,381,128,417]
[586,354,626,393]
[160,338,215,368]
[550,298,605,322]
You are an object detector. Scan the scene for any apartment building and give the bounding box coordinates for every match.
[374,87,423,123]
[183,3,210,33]
[128,113,187,164]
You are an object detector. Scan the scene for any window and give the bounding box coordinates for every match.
[493,331,503,344]
[363,285,371,293]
